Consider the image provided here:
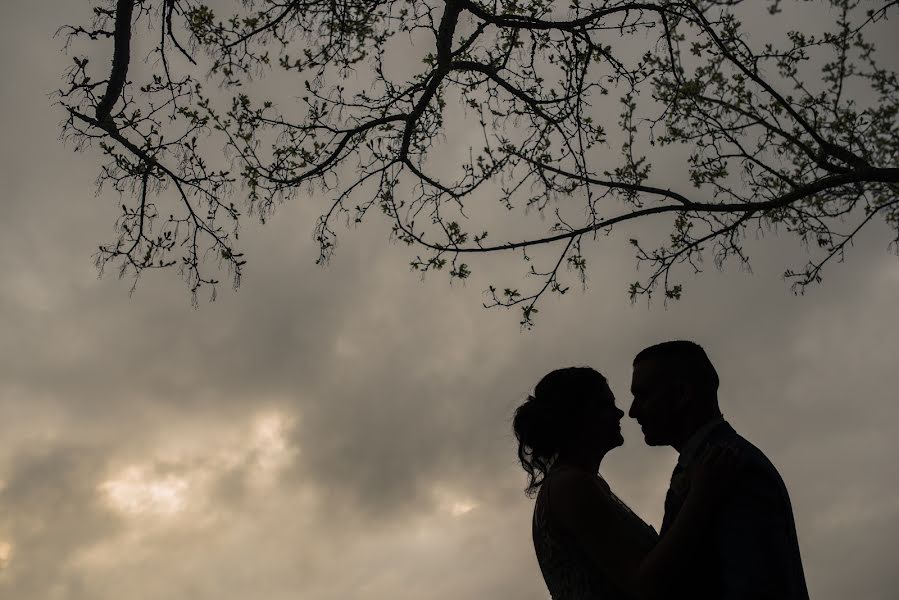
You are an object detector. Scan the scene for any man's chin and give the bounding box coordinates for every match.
[641,430,666,446]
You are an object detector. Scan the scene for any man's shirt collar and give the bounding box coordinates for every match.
[677,416,725,468]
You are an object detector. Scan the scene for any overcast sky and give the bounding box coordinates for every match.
[1,2,898,599]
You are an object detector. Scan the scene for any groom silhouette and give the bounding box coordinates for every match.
[629,341,809,600]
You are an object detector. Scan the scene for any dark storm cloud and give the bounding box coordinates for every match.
[0,443,121,599]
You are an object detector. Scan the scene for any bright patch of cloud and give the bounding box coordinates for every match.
[101,467,189,517]
[431,486,478,518]
[0,541,13,570]
[98,410,297,522]
[249,412,296,475]
[449,500,477,517]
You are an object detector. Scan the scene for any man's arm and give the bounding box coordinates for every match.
[716,467,795,600]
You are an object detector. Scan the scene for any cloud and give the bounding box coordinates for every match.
[0,443,121,599]
[0,2,897,599]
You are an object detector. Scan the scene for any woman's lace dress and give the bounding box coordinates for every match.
[532,465,658,600]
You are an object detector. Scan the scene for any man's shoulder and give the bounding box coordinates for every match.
[710,422,765,457]
[709,423,785,485]
[709,423,789,502]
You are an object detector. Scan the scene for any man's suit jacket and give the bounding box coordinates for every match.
[661,421,810,600]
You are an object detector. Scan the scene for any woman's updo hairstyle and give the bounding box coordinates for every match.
[512,367,608,496]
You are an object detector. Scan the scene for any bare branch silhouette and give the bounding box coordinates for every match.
[57,0,899,325]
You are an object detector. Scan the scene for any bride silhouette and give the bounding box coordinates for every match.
[513,366,735,600]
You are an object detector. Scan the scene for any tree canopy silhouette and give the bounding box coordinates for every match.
[57,0,899,325]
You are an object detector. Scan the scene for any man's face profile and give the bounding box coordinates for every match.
[629,359,681,446]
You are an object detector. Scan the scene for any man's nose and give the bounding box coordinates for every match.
[628,400,639,419]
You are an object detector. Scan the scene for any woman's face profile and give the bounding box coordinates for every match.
[577,382,625,452]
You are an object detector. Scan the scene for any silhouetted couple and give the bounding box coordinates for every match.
[513,341,809,600]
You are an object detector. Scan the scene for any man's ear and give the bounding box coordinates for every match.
[673,380,691,411]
